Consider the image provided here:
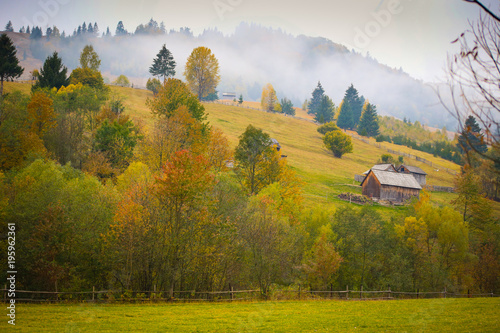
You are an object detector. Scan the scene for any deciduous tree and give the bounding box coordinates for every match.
[79,45,101,71]
[261,83,279,112]
[184,46,220,100]
[323,130,353,158]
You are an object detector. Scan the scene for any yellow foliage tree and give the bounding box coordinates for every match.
[27,91,56,137]
[261,83,279,112]
[184,46,220,100]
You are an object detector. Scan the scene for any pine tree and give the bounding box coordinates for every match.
[93,22,99,35]
[149,44,176,81]
[458,115,488,155]
[26,26,30,34]
[33,51,69,90]
[337,99,354,130]
[87,22,94,34]
[314,95,335,123]
[238,94,243,104]
[0,34,24,96]
[307,81,324,115]
[357,101,380,137]
[343,84,363,126]
[116,21,127,36]
[82,22,87,34]
[5,21,13,32]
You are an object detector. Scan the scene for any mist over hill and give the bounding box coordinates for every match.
[7,22,453,128]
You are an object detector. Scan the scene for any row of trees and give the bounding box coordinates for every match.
[147,44,220,101]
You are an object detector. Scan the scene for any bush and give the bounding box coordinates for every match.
[317,122,340,135]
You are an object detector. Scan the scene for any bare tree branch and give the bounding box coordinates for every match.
[463,0,500,22]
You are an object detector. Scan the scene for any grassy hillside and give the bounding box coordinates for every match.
[4,82,461,210]
[5,298,499,332]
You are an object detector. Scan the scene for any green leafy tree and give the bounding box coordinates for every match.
[79,45,101,71]
[314,95,335,123]
[357,101,380,137]
[146,77,162,95]
[308,82,324,115]
[69,67,105,90]
[281,97,295,115]
[94,119,140,169]
[113,74,130,87]
[323,129,353,158]
[0,34,24,96]
[317,122,340,135]
[33,52,69,90]
[343,84,363,126]
[184,46,220,100]
[149,44,176,82]
[234,125,273,194]
[336,99,354,130]
[146,78,206,123]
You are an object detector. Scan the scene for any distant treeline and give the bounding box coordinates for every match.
[376,134,462,164]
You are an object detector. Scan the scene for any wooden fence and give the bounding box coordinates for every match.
[3,287,497,303]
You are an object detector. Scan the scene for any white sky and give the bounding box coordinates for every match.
[1,0,498,82]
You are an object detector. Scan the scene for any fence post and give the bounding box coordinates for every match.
[360,285,363,300]
[444,287,447,299]
[388,286,391,300]
[92,286,95,302]
[417,289,419,299]
[230,284,234,301]
[346,285,349,300]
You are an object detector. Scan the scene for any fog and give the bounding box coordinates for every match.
[27,22,454,129]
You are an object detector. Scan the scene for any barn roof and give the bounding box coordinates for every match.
[399,164,427,175]
[363,164,396,175]
[362,169,422,190]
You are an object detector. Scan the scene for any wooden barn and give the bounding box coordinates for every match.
[397,164,427,186]
[362,163,397,175]
[361,169,422,202]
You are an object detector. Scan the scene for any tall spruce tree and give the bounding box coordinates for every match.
[308,81,324,115]
[115,21,127,36]
[336,99,354,130]
[314,95,335,123]
[0,34,24,96]
[33,51,69,90]
[343,84,363,126]
[357,101,379,137]
[5,21,14,32]
[149,44,176,81]
[458,115,488,155]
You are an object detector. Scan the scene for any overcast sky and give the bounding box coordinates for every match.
[1,0,498,82]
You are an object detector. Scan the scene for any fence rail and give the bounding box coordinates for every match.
[3,287,497,303]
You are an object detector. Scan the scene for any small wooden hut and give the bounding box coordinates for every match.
[361,169,421,202]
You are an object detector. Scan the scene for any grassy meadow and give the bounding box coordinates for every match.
[3,298,499,332]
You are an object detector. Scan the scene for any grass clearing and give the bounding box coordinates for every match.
[4,298,499,332]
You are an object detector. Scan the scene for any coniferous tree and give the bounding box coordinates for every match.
[357,101,380,137]
[343,84,363,126]
[458,115,488,155]
[337,99,354,130]
[149,44,176,81]
[5,21,13,32]
[115,21,127,36]
[33,51,69,90]
[281,97,295,115]
[82,22,87,34]
[308,81,324,115]
[26,26,30,34]
[87,22,94,35]
[0,34,24,96]
[314,95,335,123]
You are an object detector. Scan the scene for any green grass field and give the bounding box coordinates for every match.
[3,298,499,332]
